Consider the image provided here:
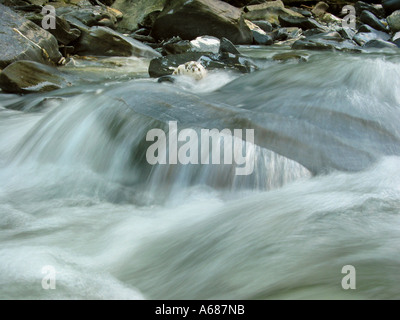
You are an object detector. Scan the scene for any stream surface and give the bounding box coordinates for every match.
[1,47,400,299]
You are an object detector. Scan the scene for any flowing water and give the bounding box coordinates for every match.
[1,47,400,299]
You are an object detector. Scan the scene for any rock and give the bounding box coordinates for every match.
[190,36,221,54]
[359,11,388,32]
[271,27,301,41]
[157,75,176,83]
[222,0,258,6]
[140,10,162,29]
[392,32,400,46]
[161,37,192,55]
[337,27,356,40]
[26,14,81,46]
[132,34,156,43]
[320,13,342,25]
[311,2,329,18]
[151,0,253,44]
[387,10,400,32]
[279,16,323,30]
[252,20,273,32]
[292,34,360,52]
[244,1,304,25]
[57,6,115,28]
[382,0,400,15]
[290,7,312,17]
[0,61,70,93]
[245,20,273,45]
[148,52,257,78]
[353,32,383,45]
[74,26,162,58]
[354,2,385,19]
[219,37,241,55]
[112,0,166,32]
[0,4,62,69]
[363,39,398,48]
[272,52,308,62]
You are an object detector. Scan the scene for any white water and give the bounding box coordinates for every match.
[1,49,400,299]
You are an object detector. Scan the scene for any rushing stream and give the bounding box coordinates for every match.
[1,47,400,299]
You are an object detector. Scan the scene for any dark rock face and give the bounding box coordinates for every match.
[74,26,161,58]
[151,0,253,44]
[0,60,70,93]
[355,1,385,19]
[382,0,400,15]
[0,4,62,69]
[359,10,388,32]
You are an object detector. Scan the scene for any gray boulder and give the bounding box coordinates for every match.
[363,39,398,48]
[387,10,400,32]
[0,4,62,69]
[0,61,70,93]
[151,0,253,44]
[74,26,161,58]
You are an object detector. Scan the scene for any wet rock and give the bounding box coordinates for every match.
[354,1,385,19]
[0,4,62,69]
[392,31,400,46]
[363,39,398,48]
[319,13,342,25]
[311,2,329,18]
[148,52,257,78]
[292,34,360,52]
[272,52,308,62]
[387,10,400,32]
[382,0,400,15]
[252,20,273,32]
[360,10,388,32]
[279,16,323,30]
[26,14,81,46]
[132,34,156,43]
[111,0,166,32]
[74,26,162,58]
[337,27,356,40]
[161,37,192,55]
[219,37,241,55]
[0,60,70,93]
[353,25,391,45]
[151,0,253,45]
[245,20,273,45]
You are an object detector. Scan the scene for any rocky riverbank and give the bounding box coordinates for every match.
[0,0,399,93]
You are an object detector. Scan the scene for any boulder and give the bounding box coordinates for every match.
[162,37,192,55]
[0,61,70,93]
[387,10,400,32]
[112,0,166,32]
[0,4,62,69]
[353,32,384,45]
[292,33,360,52]
[219,37,241,55]
[311,2,329,17]
[74,26,161,58]
[359,10,388,32]
[392,32,400,46]
[244,1,304,25]
[363,39,398,48]
[252,20,273,32]
[245,20,273,45]
[151,0,253,44]
[26,13,81,46]
[354,2,385,19]
[337,27,356,40]
[279,16,323,29]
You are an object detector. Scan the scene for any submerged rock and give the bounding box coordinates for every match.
[151,0,253,44]
[0,4,62,69]
[0,60,70,93]
[74,26,161,58]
